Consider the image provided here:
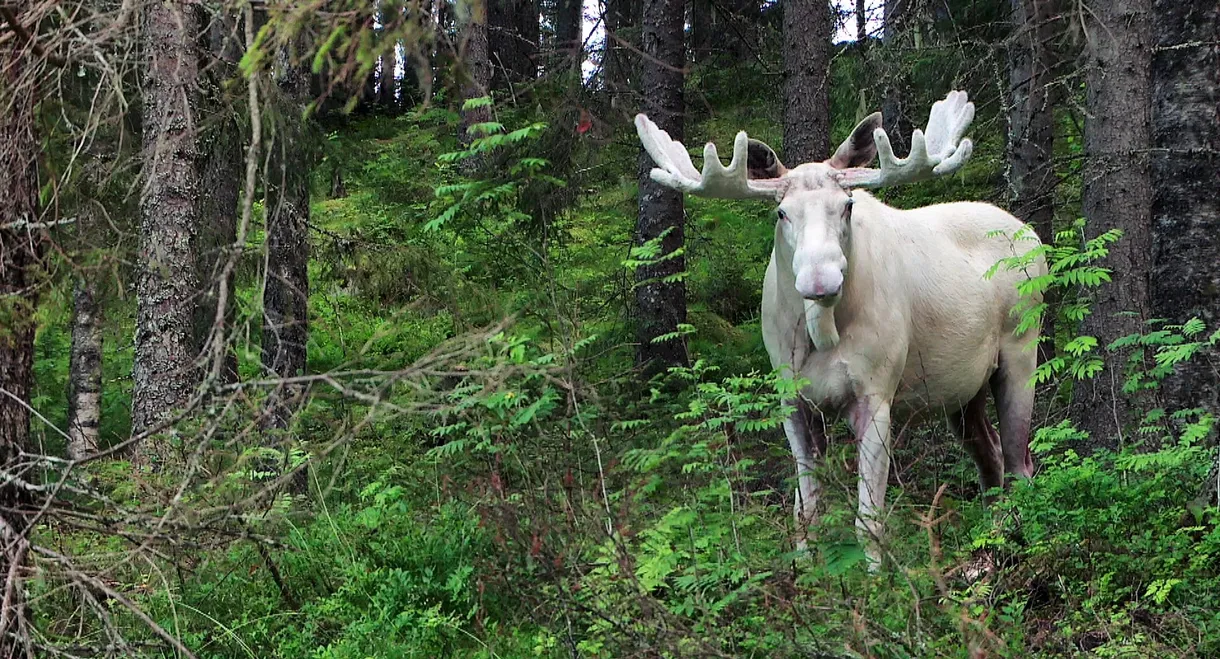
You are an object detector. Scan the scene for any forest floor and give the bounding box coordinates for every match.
[28,71,1220,657]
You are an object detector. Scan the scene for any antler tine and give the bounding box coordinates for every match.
[834,90,976,189]
[634,114,785,201]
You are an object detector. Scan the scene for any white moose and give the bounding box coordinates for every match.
[635,90,1046,564]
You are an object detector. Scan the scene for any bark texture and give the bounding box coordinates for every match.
[783,0,832,164]
[603,0,640,94]
[634,0,687,373]
[489,0,538,89]
[263,51,314,436]
[197,7,242,386]
[1150,0,1220,415]
[68,274,103,460]
[1007,0,1058,362]
[1077,0,1153,450]
[555,0,583,69]
[690,0,711,62]
[857,0,868,42]
[459,0,491,156]
[723,0,761,63]
[379,0,399,107]
[881,0,913,155]
[0,19,41,651]
[134,0,202,465]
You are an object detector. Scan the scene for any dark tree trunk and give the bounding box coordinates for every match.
[603,0,640,95]
[1077,0,1153,450]
[783,0,832,164]
[134,0,202,466]
[690,0,711,62]
[197,7,242,386]
[857,0,868,42]
[883,0,905,42]
[262,48,314,455]
[881,0,913,156]
[1151,0,1220,415]
[1007,0,1058,363]
[0,18,41,650]
[459,0,492,166]
[634,0,687,374]
[490,0,537,89]
[68,269,103,461]
[379,0,399,108]
[555,0,583,70]
[724,0,761,63]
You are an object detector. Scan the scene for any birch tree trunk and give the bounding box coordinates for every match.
[783,0,832,164]
[634,0,687,374]
[1150,0,1220,416]
[1077,0,1153,450]
[68,269,103,460]
[133,0,202,467]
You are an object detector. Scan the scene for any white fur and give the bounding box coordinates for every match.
[763,179,1045,564]
[635,90,1046,567]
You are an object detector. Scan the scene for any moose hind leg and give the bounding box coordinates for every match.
[991,344,1036,479]
[948,388,1004,499]
[784,397,827,547]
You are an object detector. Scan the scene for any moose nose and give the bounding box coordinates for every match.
[795,266,844,301]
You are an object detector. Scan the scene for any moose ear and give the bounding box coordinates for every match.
[828,112,883,169]
[746,138,787,180]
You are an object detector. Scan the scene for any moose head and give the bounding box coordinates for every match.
[634,90,976,307]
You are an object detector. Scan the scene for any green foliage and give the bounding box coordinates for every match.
[28,30,1220,659]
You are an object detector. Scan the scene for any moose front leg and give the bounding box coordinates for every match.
[784,397,828,550]
[850,395,893,568]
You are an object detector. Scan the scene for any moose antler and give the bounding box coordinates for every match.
[834,90,976,189]
[634,114,787,201]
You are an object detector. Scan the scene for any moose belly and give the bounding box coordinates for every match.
[891,334,999,412]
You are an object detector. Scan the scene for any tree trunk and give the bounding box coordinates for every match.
[1007,0,1058,363]
[690,0,711,62]
[459,0,492,165]
[881,0,913,156]
[1077,0,1153,450]
[490,0,537,90]
[634,0,687,374]
[197,7,242,386]
[1150,0,1220,416]
[555,0,583,71]
[882,0,905,42]
[379,0,399,108]
[857,0,868,42]
[0,16,41,650]
[603,0,640,95]
[783,0,832,164]
[133,0,202,467]
[68,272,103,461]
[262,47,314,475]
[516,0,540,83]
[724,0,761,63]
